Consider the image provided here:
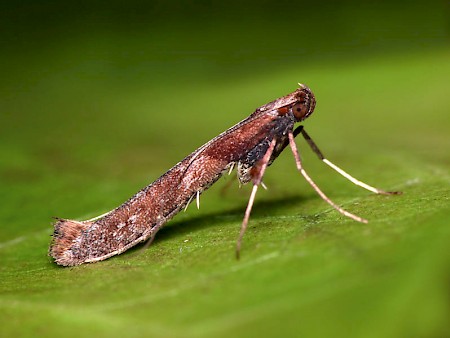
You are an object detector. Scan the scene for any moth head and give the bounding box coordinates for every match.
[291,84,316,122]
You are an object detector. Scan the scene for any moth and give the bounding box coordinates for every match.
[50,84,399,266]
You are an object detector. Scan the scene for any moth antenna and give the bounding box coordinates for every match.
[300,128,400,195]
[288,132,368,224]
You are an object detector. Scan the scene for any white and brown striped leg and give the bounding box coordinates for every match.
[236,138,277,259]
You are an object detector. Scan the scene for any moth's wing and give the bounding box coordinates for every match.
[179,84,305,176]
[180,111,293,179]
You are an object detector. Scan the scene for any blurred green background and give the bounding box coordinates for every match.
[1,1,449,337]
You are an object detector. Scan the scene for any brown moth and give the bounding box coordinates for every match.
[50,84,399,266]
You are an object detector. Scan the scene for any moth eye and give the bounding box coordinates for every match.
[292,102,309,121]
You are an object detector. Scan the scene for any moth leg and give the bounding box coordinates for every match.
[141,216,166,252]
[219,176,236,197]
[236,138,277,259]
[184,193,195,212]
[288,131,369,223]
[141,227,159,252]
[228,162,235,175]
[299,127,400,195]
[183,190,202,212]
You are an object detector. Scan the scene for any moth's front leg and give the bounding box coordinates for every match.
[236,128,301,185]
[236,138,277,259]
[237,138,271,185]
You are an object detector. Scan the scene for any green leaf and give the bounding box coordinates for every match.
[1,4,449,337]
